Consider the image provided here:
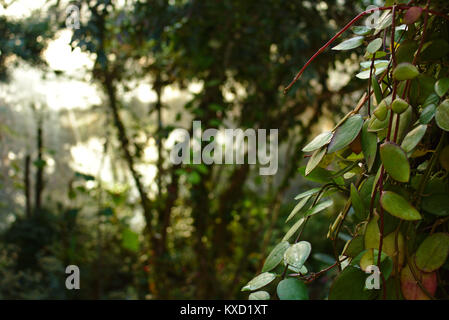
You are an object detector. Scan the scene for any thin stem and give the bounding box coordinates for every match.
[415,132,446,206]
[403,0,431,101]
[386,83,398,140]
[404,221,436,300]
[391,5,397,68]
[284,6,395,94]
[298,257,349,283]
[284,5,449,94]
[367,54,376,116]
[393,113,401,142]
[394,220,403,300]
[377,167,387,299]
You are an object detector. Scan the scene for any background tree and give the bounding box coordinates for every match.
[1,0,375,299]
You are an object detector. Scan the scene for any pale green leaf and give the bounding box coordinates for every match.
[380,191,422,221]
[283,241,311,269]
[302,132,333,152]
[332,36,364,51]
[262,241,291,272]
[241,272,276,292]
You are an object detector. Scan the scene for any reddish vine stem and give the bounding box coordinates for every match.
[394,221,403,299]
[376,3,408,296]
[386,80,398,139]
[377,6,400,299]
[284,6,393,94]
[403,1,439,301]
[377,167,387,299]
[403,0,432,102]
[283,5,449,95]
[389,0,433,300]
[280,0,445,298]
[391,5,398,68]
[367,54,376,116]
[393,114,401,142]
[298,257,349,283]
[367,65,395,220]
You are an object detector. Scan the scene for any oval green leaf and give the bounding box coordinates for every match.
[360,59,390,70]
[287,264,308,274]
[368,110,391,132]
[372,76,383,104]
[422,194,449,216]
[328,115,364,153]
[249,291,270,300]
[342,235,364,258]
[283,241,311,269]
[305,147,326,175]
[435,78,449,97]
[302,132,333,152]
[419,104,436,124]
[380,142,410,182]
[380,191,422,221]
[352,26,372,36]
[277,278,308,300]
[393,62,419,81]
[423,93,440,107]
[286,196,310,223]
[436,100,449,132]
[360,175,376,208]
[415,233,449,272]
[303,199,333,218]
[391,105,413,143]
[294,187,321,200]
[351,183,366,220]
[420,39,449,62]
[241,272,276,292]
[440,146,449,171]
[374,100,388,120]
[361,121,377,172]
[392,98,409,114]
[367,38,383,54]
[396,40,418,64]
[375,12,393,33]
[329,266,376,300]
[282,218,305,242]
[262,241,291,272]
[332,36,364,51]
[401,125,427,153]
[365,216,380,249]
[356,64,388,79]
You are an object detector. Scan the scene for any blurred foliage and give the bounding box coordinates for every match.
[0,10,55,81]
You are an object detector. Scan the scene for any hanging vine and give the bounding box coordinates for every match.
[244,0,449,300]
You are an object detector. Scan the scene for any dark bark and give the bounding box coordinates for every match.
[189,83,224,298]
[213,163,250,257]
[34,119,44,214]
[104,77,154,236]
[24,154,31,218]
